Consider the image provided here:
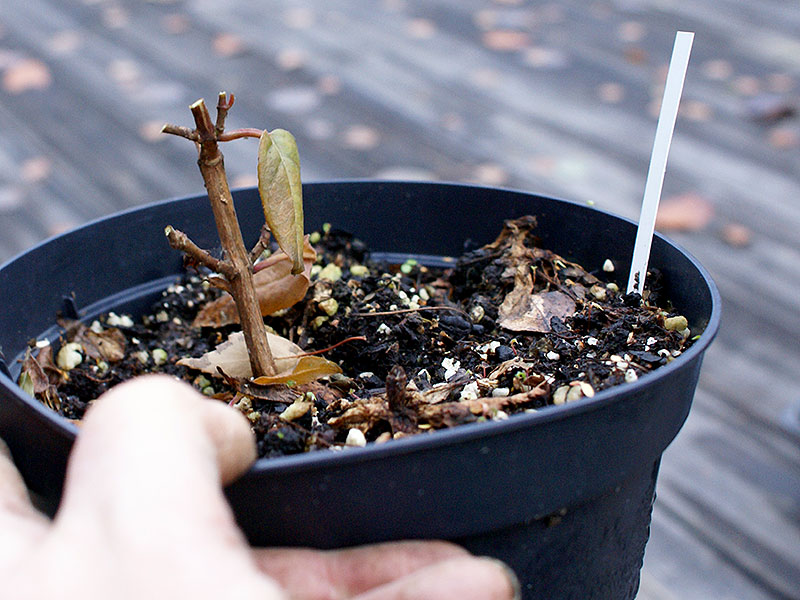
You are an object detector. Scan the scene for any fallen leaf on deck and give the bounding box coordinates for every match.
[624,47,648,65]
[47,30,83,55]
[276,49,308,71]
[656,193,714,232]
[597,82,625,103]
[102,5,129,29]
[212,32,245,57]
[21,157,52,183]
[406,18,437,39]
[2,58,52,93]
[193,237,316,327]
[701,59,733,81]
[617,21,645,43]
[720,223,752,247]
[473,163,509,186]
[283,7,316,29]
[162,14,191,35]
[343,125,381,150]
[482,30,530,51]
[767,126,799,149]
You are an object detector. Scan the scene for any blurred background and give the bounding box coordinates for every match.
[1,1,798,598]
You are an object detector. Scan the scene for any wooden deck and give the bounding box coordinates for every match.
[1,1,799,597]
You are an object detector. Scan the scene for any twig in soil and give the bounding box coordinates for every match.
[352,306,471,319]
[386,365,409,410]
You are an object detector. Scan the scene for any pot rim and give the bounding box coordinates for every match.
[0,179,721,471]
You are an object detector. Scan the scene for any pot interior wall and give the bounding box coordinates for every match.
[1,182,715,373]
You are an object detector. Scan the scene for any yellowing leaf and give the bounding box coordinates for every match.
[193,237,316,327]
[258,128,304,274]
[252,356,342,386]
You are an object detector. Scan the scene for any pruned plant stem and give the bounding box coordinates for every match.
[165,225,234,279]
[164,94,276,377]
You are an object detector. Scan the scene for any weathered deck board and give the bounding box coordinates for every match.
[1,1,798,598]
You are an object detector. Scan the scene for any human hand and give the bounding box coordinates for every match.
[0,375,518,599]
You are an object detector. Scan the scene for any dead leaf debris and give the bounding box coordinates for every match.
[21,216,695,458]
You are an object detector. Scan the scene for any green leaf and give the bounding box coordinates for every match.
[257,129,304,274]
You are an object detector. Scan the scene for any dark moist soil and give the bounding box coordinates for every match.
[21,217,695,459]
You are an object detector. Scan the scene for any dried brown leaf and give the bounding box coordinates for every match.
[20,348,53,394]
[329,376,548,437]
[193,237,316,327]
[19,346,62,411]
[178,330,340,385]
[498,262,576,334]
[327,401,388,434]
[74,327,127,363]
[178,331,303,380]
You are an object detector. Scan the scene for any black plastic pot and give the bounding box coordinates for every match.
[0,181,719,599]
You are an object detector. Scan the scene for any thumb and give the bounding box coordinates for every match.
[55,375,256,548]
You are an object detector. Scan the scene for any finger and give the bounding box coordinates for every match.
[352,556,519,600]
[252,540,470,599]
[0,438,35,512]
[0,438,49,560]
[55,375,256,549]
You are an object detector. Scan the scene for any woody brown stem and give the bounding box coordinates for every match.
[161,123,198,141]
[174,97,276,377]
[165,225,234,279]
[249,225,271,264]
[215,91,234,136]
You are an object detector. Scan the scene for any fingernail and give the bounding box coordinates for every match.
[482,557,521,600]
